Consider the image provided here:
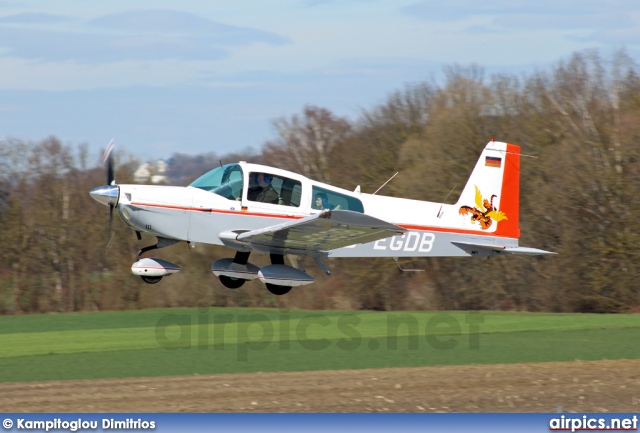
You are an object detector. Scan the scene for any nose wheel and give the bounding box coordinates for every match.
[141,275,163,284]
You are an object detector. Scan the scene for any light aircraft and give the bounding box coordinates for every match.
[90,140,554,295]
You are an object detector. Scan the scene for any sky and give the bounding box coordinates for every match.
[0,0,639,161]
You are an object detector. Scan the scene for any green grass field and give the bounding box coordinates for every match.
[0,308,639,383]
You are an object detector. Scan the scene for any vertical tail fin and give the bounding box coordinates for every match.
[454,140,520,238]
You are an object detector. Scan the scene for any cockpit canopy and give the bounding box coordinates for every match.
[189,163,243,200]
[189,163,365,213]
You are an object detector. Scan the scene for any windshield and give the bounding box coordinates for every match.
[189,164,244,200]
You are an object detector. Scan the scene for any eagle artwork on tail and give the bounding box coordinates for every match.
[459,185,508,230]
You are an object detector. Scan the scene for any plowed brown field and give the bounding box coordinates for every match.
[2,360,639,412]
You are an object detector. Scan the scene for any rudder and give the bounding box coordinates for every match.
[454,140,520,238]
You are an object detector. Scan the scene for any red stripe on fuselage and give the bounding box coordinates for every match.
[130,202,517,239]
[131,202,300,220]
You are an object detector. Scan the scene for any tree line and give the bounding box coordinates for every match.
[1,50,638,314]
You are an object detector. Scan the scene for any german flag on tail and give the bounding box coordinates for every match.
[485,156,501,168]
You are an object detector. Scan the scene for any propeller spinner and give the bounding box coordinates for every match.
[89,140,119,237]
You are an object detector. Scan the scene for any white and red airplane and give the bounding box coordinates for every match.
[90,139,554,295]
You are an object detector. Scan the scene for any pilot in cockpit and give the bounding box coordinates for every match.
[246,172,263,200]
[254,173,279,204]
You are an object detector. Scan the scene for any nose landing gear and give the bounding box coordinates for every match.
[132,238,182,284]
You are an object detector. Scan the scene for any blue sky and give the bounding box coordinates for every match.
[0,0,638,161]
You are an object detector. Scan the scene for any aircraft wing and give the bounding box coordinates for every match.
[235,210,405,254]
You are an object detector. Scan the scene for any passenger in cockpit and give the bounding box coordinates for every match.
[313,193,333,210]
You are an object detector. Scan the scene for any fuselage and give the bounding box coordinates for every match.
[111,161,519,259]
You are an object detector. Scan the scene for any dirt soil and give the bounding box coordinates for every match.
[2,360,640,412]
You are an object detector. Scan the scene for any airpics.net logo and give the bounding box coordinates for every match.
[549,415,638,432]
[154,310,484,361]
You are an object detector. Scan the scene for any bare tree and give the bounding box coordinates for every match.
[263,106,351,183]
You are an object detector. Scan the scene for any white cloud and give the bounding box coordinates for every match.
[580,27,640,45]
[89,9,289,44]
[402,0,639,23]
[1,0,639,158]
[0,9,290,64]
[400,0,640,56]
[0,12,72,24]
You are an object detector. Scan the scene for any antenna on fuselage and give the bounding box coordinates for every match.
[393,257,424,272]
[373,172,399,195]
[436,185,457,218]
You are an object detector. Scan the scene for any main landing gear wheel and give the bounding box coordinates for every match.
[141,276,163,284]
[266,283,292,296]
[219,275,245,289]
[264,253,292,295]
[218,250,251,289]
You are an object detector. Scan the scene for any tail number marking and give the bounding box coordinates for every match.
[374,232,435,253]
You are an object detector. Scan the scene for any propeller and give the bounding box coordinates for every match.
[89,140,120,248]
[103,139,116,247]
[105,139,115,185]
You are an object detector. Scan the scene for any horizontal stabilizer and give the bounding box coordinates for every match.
[451,242,555,257]
[500,246,557,255]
